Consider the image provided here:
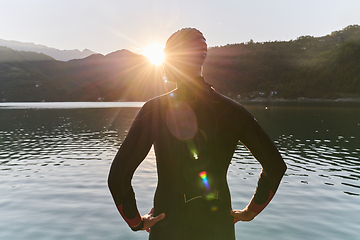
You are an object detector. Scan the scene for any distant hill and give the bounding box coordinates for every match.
[0,48,172,102]
[0,46,54,62]
[0,39,96,61]
[279,37,360,98]
[203,24,360,99]
[0,24,359,102]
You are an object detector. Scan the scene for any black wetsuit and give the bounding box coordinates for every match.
[108,77,286,240]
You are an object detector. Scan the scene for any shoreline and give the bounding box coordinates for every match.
[238,97,360,103]
[1,97,360,104]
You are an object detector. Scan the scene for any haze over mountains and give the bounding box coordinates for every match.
[0,25,359,102]
[0,39,96,61]
[0,47,170,102]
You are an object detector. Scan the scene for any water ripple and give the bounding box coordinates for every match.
[273,134,359,196]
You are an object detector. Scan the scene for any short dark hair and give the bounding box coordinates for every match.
[164,28,207,66]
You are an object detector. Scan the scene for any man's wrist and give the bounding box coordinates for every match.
[130,218,144,231]
[244,207,258,220]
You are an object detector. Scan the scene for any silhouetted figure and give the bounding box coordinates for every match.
[108,28,287,240]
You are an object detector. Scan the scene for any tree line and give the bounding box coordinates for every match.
[204,24,360,99]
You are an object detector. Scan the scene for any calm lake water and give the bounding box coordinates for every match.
[0,101,359,240]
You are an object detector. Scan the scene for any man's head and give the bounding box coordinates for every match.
[163,28,207,81]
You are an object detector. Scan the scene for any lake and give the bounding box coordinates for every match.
[0,101,359,240]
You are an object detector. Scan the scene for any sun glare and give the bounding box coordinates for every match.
[143,43,165,65]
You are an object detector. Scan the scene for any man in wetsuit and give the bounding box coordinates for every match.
[108,28,287,240]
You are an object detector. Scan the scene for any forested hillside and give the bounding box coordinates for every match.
[203,24,360,99]
[1,25,359,102]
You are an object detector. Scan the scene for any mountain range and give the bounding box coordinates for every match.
[0,47,171,102]
[0,39,95,61]
[0,24,359,102]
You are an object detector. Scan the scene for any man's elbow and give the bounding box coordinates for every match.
[107,176,112,193]
[278,157,287,177]
[108,161,119,190]
[281,157,287,172]
[271,155,287,179]
[107,171,116,192]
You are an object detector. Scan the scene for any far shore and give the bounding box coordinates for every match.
[1,98,360,104]
[238,97,360,103]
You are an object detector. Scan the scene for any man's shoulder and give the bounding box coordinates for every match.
[210,91,255,122]
[141,92,171,111]
[213,91,256,126]
[212,91,246,111]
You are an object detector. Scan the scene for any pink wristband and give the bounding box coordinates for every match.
[117,204,142,227]
[248,190,274,214]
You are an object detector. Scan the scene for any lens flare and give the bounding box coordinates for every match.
[143,43,165,65]
[211,206,218,211]
[166,101,198,140]
[199,171,210,190]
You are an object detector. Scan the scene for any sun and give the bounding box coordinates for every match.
[143,43,165,65]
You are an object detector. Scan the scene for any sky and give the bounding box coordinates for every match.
[0,0,359,55]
